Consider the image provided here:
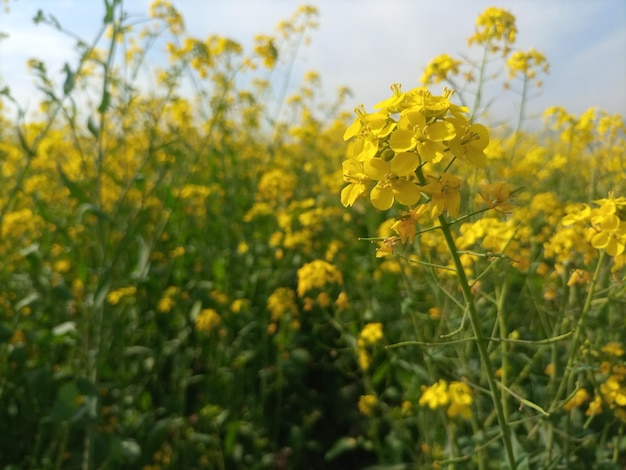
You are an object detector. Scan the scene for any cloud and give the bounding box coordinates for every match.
[0,0,624,123]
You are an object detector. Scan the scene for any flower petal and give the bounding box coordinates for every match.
[389,129,416,152]
[370,184,394,210]
[392,180,422,206]
[390,152,419,176]
[364,158,389,180]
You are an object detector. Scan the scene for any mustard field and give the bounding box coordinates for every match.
[0,2,625,469]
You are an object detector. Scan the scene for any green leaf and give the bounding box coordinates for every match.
[0,321,13,343]
[325,436,358,461]
[50,382,80,423]
[76,377,99,397]
[93,269,112,309]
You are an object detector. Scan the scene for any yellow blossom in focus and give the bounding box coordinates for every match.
[422,173,463,218]
[364,153,422,210]
[391,204,429,244]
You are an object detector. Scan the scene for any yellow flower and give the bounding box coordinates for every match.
[296,260,343,297]
[478,181,513,213]
[589,212,626,257]
[563,389,590,411]
[364,153,422,210]
[390,204,429,244]
[420,54,462,85]
[358,394,378,416]
[106,286,137,305]
[340,159,372,207]
[253,34,278,68]
[388,110,451,163]
[356,323,384,371]
[195,309,222,333]
[335,292,349,311]
[586,395,603,416]
[446,121,489,167]
[359,322,384,345]
[467,7,517,50]
[428,307,441,320]
[506,48,549,80]
[419,379,449,409]
[267,287,298,322]
[422,173,463,218]
[602,342,625,357]
[447,381,473,419]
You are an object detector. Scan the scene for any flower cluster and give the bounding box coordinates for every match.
[467,6,517,53]
[356,322,384,371]
[561,193,626,257]
[341,86,489,215]
[418,379,473,419]
[296,259,344,297]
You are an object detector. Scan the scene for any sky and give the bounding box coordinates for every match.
[1,0,625,127]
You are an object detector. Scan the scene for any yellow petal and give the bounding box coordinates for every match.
[389,129,416,152]
[424,120,456,142]
[370,184,394,210]
[392,180,421,206]
[364,158,389,180]
[390,152,419,176]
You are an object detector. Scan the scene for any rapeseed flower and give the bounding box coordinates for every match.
[419,379,449,409]
[195,308,222,333]
[358,394,378,416]
[422,173,463,218]
[296,260,343,297]
[364,153,422,210]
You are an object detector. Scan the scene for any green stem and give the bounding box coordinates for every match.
[551,249,606,410]
[497,281,511,419]
[436,215,516,468]
[415,164,516,467]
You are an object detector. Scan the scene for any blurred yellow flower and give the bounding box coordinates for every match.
[195,308,222,334]
[358,394,378,416]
